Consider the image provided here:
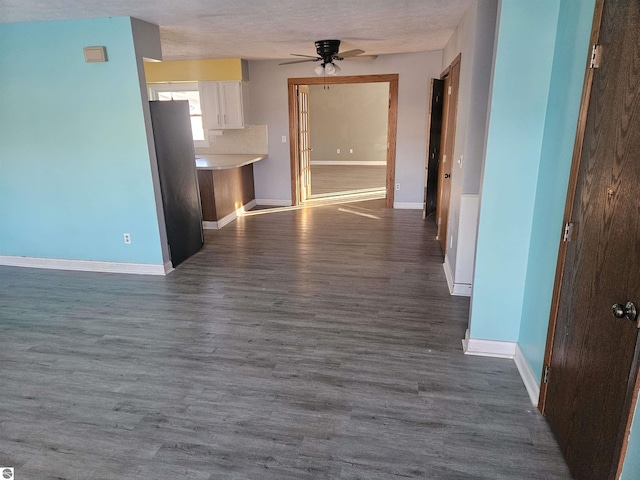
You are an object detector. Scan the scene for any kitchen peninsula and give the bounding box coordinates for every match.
[196,154,267,229]
[145,58,269,230]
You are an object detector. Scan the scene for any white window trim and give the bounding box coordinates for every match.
[148,82,209,148]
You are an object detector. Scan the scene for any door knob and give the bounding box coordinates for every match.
[611,302,638,322]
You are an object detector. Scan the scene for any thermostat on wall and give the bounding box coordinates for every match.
[83,46,107,63]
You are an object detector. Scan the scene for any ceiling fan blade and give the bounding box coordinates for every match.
[290,53,320,59]
[338,49,365,58]
[344,55,378,61]
[279,58,318,65]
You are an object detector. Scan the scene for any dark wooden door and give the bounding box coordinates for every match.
[149,101,204,268]
[424,78,444,220]
[543,1,640,478]
[436,57,460,254]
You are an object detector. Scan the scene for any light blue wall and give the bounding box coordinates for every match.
[0,17,164,265]
[470,1,561,341]
[622,400,640,479]
[518,0,595,382]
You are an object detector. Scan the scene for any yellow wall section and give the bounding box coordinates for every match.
[145,59,243,82]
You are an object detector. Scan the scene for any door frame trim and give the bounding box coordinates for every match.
[287,74,399,208]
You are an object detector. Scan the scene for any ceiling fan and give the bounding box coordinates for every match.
[279,40,377,75]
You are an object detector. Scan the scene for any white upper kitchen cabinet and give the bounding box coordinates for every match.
[199,81,245,130]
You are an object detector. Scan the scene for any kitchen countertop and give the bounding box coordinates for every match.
[195,154,267,170]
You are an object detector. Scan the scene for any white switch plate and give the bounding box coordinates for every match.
[281,135,287,143]
[337,148,340,154]
[350,149,353,154]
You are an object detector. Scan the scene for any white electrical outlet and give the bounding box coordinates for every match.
[123,233,131,244]
[395,183,400,190]
[350,149,353,154]
[337,148,341,154]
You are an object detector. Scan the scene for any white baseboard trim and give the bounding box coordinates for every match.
[462,330,539,406]
[443,257,472,296]
[203,199,257,230]
[452,283,472,296]
[202,220,220,229]
[393,202,424,209]
[514,344,540,407]
[163,261,174,274]
[0,255,168,275]
[255,198,292,207]
[312,160,387,166]
[462,329,517,359]
[443,257,455,293]
[243,199,257,211]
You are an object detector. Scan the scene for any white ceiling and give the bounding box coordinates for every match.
[0,0,473,61]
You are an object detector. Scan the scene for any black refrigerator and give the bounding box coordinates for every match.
[149,100,203,268]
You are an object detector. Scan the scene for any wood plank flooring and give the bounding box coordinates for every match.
[0,199,570,479]
[310,165,386,196]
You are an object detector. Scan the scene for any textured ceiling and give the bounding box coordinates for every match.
[0,0,473,61]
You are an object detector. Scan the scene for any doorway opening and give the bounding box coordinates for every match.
[307,82,389,201]
[426,54,460,255]
[423,78,445,221]
[288,75,399,208]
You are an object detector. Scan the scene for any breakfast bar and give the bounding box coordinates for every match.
[196,154,267,229]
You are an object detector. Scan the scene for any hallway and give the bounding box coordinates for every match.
[0,199,569,479]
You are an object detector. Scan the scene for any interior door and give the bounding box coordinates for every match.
[424,78,445,220]
[543,1,640,478]
[298,85,312,202]
[436,57,460,253]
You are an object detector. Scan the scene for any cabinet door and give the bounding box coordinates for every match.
[199,82,222,129]
[219,81,244,129]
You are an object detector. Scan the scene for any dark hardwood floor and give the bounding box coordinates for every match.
[0,199,570,479]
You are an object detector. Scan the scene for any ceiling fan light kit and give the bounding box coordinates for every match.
[317,62,340,76]
[279,39,374,75]
[325,62,340,75]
